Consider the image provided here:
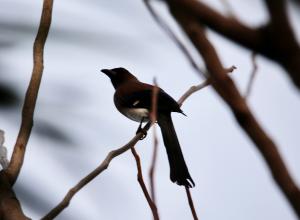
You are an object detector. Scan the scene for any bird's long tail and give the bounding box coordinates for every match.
[157,113,195,188]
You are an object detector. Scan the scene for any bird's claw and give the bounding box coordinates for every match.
[135,117,147,140]
[136,126,147,140]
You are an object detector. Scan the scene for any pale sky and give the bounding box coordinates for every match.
[0,0,300,219]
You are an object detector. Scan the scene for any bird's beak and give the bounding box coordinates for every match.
[101,69,115,78]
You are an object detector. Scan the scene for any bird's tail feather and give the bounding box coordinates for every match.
[157,113,195,188]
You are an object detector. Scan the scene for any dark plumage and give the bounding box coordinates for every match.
[101,67,194,187]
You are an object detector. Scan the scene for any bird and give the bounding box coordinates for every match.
[101,67,194,188]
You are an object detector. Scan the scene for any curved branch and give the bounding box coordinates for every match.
[177,66,236,106]
[166,0,262,51]
[41,126,150,220]
[167,0,300,89]
[41,76,213,219]
[0,0,54,219]
[131,147,159,220]
[167,5,300,217]
[5,0,54,184]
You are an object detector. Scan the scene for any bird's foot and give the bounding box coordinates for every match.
[136,122,147,140]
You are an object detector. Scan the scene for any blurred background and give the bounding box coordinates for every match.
[0,0,300,219]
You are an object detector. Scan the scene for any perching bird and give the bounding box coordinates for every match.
[101,67,194,188]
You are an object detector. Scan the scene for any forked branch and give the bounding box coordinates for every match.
[165,3,300,217]
[42,76,214,219]
[0,1,54,219]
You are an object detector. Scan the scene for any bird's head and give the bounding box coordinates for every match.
[101,67,138,89]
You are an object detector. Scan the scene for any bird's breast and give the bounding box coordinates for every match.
[120,107,149,122]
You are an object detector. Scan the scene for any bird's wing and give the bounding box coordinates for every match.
[115,83,182,113]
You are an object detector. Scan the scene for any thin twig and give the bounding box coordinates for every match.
[178,81,210,106]
[149,78,159,204]
[245,52,258,99]
[185,187,199,220]
[141,3,207,219]
[144,0,206,78]
[41,125,150,220]
[177,65,236,106]
[149,128,159,203]
[5,0,54,185]
[130,78,160,220]
[220,0,236,19]
[42,75,214,219]
[150,78,159,124]
[131,147,159,220]
[225,65,237,73]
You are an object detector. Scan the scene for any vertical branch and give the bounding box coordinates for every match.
[0,0,54,219]
[149,128,158,203]
[130,78,160,219]
[245,52,258,99]
[144,3,201,218]
[5,0,54,185]
[149,79,159,203]
[185,187,199,220]
[131,147,159,220]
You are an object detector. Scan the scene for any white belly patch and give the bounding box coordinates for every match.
[122,108,149,122]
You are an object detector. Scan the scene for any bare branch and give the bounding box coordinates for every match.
[149,130,159,203]
[144,0,206,78]
[219,0,236,19]
[245,52,258,99]
[178,81,209,106]
[131,147,159,220]
[166,4,300,217]
[166,0,262,51]
[130,80,160,219]
[262,0,300,85]
[185,187,199,220]
[41,126,150,220]
[42,73,213,219]
[0,171,30,220]
[167,0,300,89]
[264,0,290,29]
[178,66,236,106]
[0,0,54,219]
[149,79,159,203]
[150,78,159,124]
[225,65,237,73]
[5,0,54,184]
